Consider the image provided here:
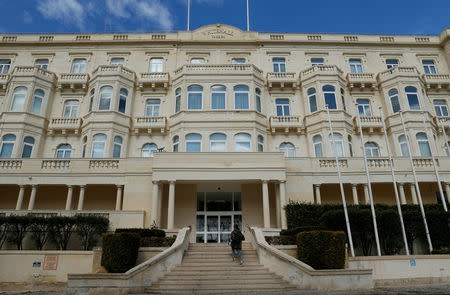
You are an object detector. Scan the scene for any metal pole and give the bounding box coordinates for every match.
[246,0,250,31]
[187,0,190,31]
[399,111,433,253]
[356,104,381,256]
[421,112,447,211]
[326,105,355,257]
[379,107,409,255]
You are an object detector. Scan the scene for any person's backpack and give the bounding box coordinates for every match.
[232,231,245,243]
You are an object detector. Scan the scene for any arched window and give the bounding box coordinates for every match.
[389,89,400,113]
[188,85,203,110]
[329,132,344,157]
[416,132,431,156]
[348,135,353,157]
[21,136,34,158]
[0,134,16,158]
[142,143,158,157]
[434,100,448,117]
[234,85,249,110]
[398,135,409,156]
[276,99,290,116]
[356,99,371,116]
[82,136,87,158]
[149,58,164,72]
[146,99,160,116]
[234,133,251,152]
[313,135,323,157]
[118,89,127,113]
[280,142,295,157]
[172,136,179,152]
[11,87,27,111]
[255,88,262,112]
[405,86,420,110]
[113,136,122,158]
[88,88,95,112]
[257,135,264,152]
[99,86,113,110]
[211,85,226,110]
[64,100,79,118]
[340,88,346,111]
[308,88,317,113]
[56,144,72,158]
[31,89,44,115]
[175,88,181,113]
[323,85,337,110]
[210,133,226,152]
[364,142,379,157]
[92,133,107,158]
[186,133,202,152]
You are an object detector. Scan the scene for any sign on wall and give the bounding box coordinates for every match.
[43,255,58,270]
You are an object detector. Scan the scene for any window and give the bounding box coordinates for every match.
[323,85,337,109]
[389,89,401,113]
[71,59,86,74]
[257,135,264,152]
[386,59,399,69]
[434,100,449,117]
[329,133,344,157]
[349,59,363,73]
[210,133,226,152]
[348,135,353,157]
[232,58,246,64]
[31,89,44,115]
[356,99,371,116]
[113,136,122,158]
[280,142,295,157]
[173,136,179,152]
[398,135,409,157]
[0,59,11,74]
[142,143,158,157]
[110,58,125,66]
[82,136,87,158]
[211,85,226,110]
[188,85,203,110]
[255,88,262,112]
[63,100,79,118]
[99,86,113,110]
[234,133,251,152]
[313,135,323,157]
[446,142,450,156]
[11,87,27,111]
[191,58,205,64]
[308,88,317,113]
[149,58,164,72]
[416,132,431,157]
[340,88,346,111]
[311,58,324,66]
[276,99,290,116]
[21,136,34,158]
[234,85,249,110]
[405,86,420,110]
[364,142,379,157]
[186,133,202,152]
[422,60,437,74]
[35,59,49,69]
[118,88,127,113]
[175,88,181,113]
[272,58,286,72]
[88,89,95,112]
[92,133,106,158]
[0,134,16,158]
[145,99,160,116]
[56,144,72,158]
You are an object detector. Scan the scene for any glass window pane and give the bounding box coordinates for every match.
[206,192,232,211]
[212,93,225,109]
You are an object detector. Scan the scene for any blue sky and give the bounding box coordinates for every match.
[0,0,448,35]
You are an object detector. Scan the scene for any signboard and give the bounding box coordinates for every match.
[43,255,58,270]
[32,261,41,268]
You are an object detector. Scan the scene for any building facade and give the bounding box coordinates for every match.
[0,24,450,243]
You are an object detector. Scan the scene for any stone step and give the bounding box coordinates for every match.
[156,277,287,285]
[146,285,297,293]
[150,281,295,289]
[159,273,282,280]
[182,257,258,262]
[167,269,272,276]
[174,265,265,271]
[176,261,261,267]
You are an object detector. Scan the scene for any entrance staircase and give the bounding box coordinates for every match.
[144,242,298,294]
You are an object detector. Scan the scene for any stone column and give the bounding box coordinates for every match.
[151,181,159,227]
[15,185,26,210]
[167,181,175,229]
[279,181,287,229]
[27,185,37,210]
[410,183,418,205]
[77,185,86,210]
[398,183,407,205]
[351,184,359,205]
[65,185,73,210]
[115,185,123,211]
[314,184,321,204]
[275,184,281,228]
[157,184,163,226]
[445,183,450,205]
[262,180,270,228]
[363,184,370,204]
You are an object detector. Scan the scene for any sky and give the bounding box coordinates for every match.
[0,0,448,35]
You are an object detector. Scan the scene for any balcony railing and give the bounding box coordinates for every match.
[0,160,22,169]
[12,66,56,84]
[133,116,167,134]
[0,74,9,89]
[346,73,376,90]
[138,72,169,89]
[300,65,344,82]
[89,160,119,169]
[266,72,297,89]
[435,116,450,130]
[92,65,135,81]
[377,67,420,84]
[57,73,89,90]
[174,64,263,78]
[41,159,70,169]
[422,74,450,90]
[48,117,82,135]
[269,116,302,133]
[354,115,383,132]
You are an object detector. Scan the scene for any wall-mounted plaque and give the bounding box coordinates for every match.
[43,255,58,270]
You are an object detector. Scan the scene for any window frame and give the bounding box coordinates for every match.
[389,89,401,114]
[0,134,16,158]
[211,85,226,110]
[416,132,431,157]
[190,58,205,64]
[234,133,251,152]
[11,86,27,112]
[323,85,337,110]
[173,136,179,152]
[364,142,380,157]
[386,59,399,69]
[113,136,123,158]
[175,88,181,113]
[149,57,164,72]
[422,60,437,74]
[349,59,363,73]
[356,99,371,116]
[31,89,44,115]
[142,143,158,157]
[313,135,323,157]
[145,99,161,116]
[35,59,49,69]
[56,144,72,158]
[118,88,127,114]
[275,98,290,116]
[329,132,344,157]
[234,85,249,110]
[21,136,34,158]
[63,100,79,118]
[257,135,264,152]
[88,89,95,112]
[98,86,113,111]
[210,133,227,152]
[231,58,246,64]
[311,58,324,66]
[110,58,125,66]
[405,86,421,110]
[91,133,107,158]
[255,88,262,112]
[186,133,202,152]
[433,100,449,117]
[272,57,286,73]
[398,134,409,157]
[187,85,203,110]
[71,58,86,74]
[280,142,295,157]
[0,59,11,74]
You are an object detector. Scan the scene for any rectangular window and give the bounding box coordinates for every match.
[149,58,164,72]
[272,58,286,72]
[110,58,125,66]
[231,58,246,64]
[356,99,371,116]
[191,58,205,64]
[349,59,363,73]
[234,93,249,109]
[188,93,202,110]
[175,96,181,112]
[276,99,290,116]
[71,59,86,74]
[0,59,11,74]
[386,59,398,69]
[311,58,324,66]
[422,60,437,74]
[211,92,225,109]
[146,99,160,116]
[35,59,49,69]
[434,100,449,117]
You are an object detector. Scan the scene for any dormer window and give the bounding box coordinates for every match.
[110,58,125,66]
[311,58,324,66]
[191,58,205,64]
[232,58,246,64]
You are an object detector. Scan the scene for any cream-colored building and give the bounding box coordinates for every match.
[0,24,450,243]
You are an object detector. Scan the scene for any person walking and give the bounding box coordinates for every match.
[230,224,245,265]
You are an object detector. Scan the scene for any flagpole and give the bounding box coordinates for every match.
[380,108,409,255]
[187,0,190,31]
[399,111,433,253]
[246,0,250,31]
[356,104,381,256]
[326,105,355,257]
[421,112,447,211]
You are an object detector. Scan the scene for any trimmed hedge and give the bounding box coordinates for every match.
[431,248,450,254]
[115,228,165,238]
[297,230,346,269]
[141,235,177,247]
[266,226,325,245]
[101,233,140,273]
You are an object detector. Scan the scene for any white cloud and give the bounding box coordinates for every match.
[37,0,86,29]
[23,11,33,24]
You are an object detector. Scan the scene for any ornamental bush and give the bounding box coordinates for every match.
[7,215,33,250]
[29,216,52,250]
[115,228,165,238]
[101,233,140,273]
[74,215,110,250]
[0,216,9,248]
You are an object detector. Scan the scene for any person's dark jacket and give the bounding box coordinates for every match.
[230,229,245,249]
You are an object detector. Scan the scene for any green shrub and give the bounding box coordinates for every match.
[29,216,51,250]
[74,215,109,250]
[297,230,346,269]
[280,226,325,236]
[424,205,450,250]
[0,216,9,248]
[431,248,450,254]
[7,215,33,250]
[377,209,403,255]
[402,205,426,254]
[115,228,165,238]
[266,235,296,245]
[101,233,140,273]
[166,235,177,246]
[48,216,76,250]
[140,236,178,247]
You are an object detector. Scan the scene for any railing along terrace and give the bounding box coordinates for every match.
[300,65,344,80]
[13,66,56,81]
[174,64,263,77]
[92,65,135,80]
[378,66,420,80]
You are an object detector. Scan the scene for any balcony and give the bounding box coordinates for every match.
[57,73,89,91]
[353,115,383,133]
[304,110,353,130]
[377,67,421,85]
[174,64,263,79]
[92,65,135,83]
[137,72,169,90]
[12,66,56,85]
[0,74,9,90]
[434,116,450,131]
[346,73,377,91]
[82,111,131,129]
[133,116,167,134]
[422,74,450,91]
[300,65,344,84]
[48,117,82,135]
[266,72,297,90]
[269,116,302,133]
